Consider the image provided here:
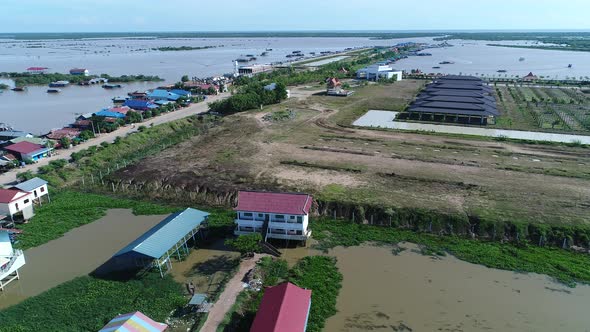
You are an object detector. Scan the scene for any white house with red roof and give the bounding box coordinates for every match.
[250,282,312,332]
[0,189,34,221]
[234,191,312,241]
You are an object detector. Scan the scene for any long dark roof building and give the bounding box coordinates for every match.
[407,75,499,124]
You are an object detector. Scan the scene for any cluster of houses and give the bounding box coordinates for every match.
[0,177,49,290]
[0,129,53,167]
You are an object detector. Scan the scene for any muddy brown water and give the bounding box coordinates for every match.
[323,244,590,332]
[0,209,168,309]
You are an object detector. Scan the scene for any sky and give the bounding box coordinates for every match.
[2,0,590,32]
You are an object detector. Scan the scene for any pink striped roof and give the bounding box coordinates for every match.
[99,311,167,332]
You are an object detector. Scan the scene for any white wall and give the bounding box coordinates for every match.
[0,232,13,256]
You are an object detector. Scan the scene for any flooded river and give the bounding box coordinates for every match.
[324,244,590,332]
[0,209,167,309]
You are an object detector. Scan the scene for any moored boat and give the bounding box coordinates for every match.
[112,96,128,103]
[102,84,122,89]
[49,80,69,87]
[497,69,507,73]
[439,61,455,65]
[47,88,61,93]
[11,87,26,91]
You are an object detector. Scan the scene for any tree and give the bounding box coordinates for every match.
[225,233,262,255]
[59,137,71,148]
[125,111,143,124]
[181,75,189,83]
[79,130,94,141]
[207,86,217,95]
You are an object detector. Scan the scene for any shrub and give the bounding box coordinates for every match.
[225,233,263,255]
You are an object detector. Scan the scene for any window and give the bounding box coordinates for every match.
[297,216,303,223]
[296,230,303,235]
[243,212,252,217]
[15,203,19,210]
[24,199,30,204]
[290,215,295,219]
[40,187,45,193]
[258,213,263,217]
[275,215,284,219]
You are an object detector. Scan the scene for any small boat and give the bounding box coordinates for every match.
[49,80,69,87]
[292,50,302,54]
[266,48,273,51]
[260,51,268,56]
[236,57,250,62]
[102,84,122,89]
[439,61,455,65]
[519,57,525,61]
[417,53,432,56]
[11,87,26,91]
[47,88,61,93]
[568,64,573,68]
[245,54,255,57]
[432,66,441,69]
[112,96,128,103]
[497,69,507,73]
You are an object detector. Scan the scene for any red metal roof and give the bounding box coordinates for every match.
[4,141,46,155]
[235,191,312,215]
[110,106,131,115]
[250,282,312,332]
[0,189,29,203]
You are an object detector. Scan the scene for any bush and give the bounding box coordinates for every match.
[225,233,263,255]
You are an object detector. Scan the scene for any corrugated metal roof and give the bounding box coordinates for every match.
[114,208,209,259]
[250,282,312,332]
[99,311,167,332]
[235,191,312,215]
[12,177,47,192]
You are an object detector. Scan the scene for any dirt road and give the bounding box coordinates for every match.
[0,92,229,187]
[199,254,265,332]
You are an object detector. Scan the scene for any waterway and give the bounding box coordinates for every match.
[324,244,590,332]
[354,110,590,144]
[0,209,167,309]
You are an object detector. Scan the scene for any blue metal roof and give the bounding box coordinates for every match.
[95,110,126,118]
[124,99,158,110]
[170,89,191,96]
[148,89,180,101]
[114,208,209,259]
[12,177,47,192]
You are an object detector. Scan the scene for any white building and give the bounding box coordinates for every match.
[356,64,403,81]
[0,230,25,291]
[0,189,34,222]
[234,191,313,242]
[11,177,50,206]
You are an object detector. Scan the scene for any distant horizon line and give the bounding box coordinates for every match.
[2,29,590,34]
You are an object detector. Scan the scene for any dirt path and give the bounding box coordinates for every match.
[0,92,229,187]
[199,254,266,332]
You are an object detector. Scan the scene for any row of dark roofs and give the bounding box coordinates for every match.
[408,76,499,117]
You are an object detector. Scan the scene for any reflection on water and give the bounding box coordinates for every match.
[324,244,590,332]
[0,209,167,309]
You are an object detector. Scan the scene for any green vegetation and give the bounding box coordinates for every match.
[0,72,162,86]
[0,274,184,331]
[0,83,9,90]
[152,45,219,52]
[217,256,341,332]
[225,233,263,255]
[311,219,590,286]
[15,190,178,249]
[38,115,216,187]
[208,82,288,114]
[289,256,342,332]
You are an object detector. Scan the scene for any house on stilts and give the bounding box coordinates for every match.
[109,208,209,277]
[0,229,25,291]
[234,191,313,244]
